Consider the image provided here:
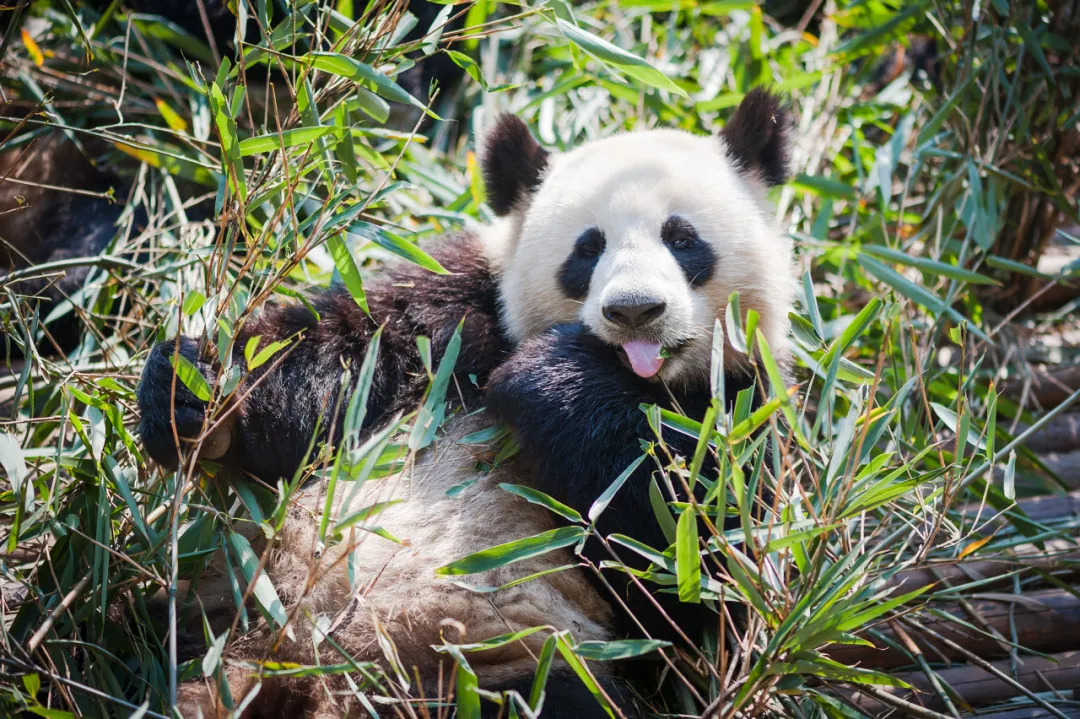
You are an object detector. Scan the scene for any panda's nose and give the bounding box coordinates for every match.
[602,300,667,329]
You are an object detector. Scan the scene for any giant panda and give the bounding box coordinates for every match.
[135,88,796,717]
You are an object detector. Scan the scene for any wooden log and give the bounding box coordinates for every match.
[956,491,1080,529]
[1016,415,1080,454]
[968,708,1080,719]
[825,587,1080,670]
[850,650,1080,713]
[890,538,1080,594]
[1003,365,1080,409]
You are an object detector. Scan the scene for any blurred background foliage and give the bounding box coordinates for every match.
[0,0,1079,717]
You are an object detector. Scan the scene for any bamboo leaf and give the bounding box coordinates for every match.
[555,19,687,98]
[501,483,583,524]
[169,353,211,402]
[327,235,369,314]
[436,526,586,576]
[676,506,701,604]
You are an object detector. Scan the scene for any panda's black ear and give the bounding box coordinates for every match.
[721,88,793,187]
[481,115,549,216]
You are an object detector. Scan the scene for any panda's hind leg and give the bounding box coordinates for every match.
[480,670,640,718]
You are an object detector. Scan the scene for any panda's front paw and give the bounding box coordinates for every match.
[486,323,641,428]
[137,337,221,468]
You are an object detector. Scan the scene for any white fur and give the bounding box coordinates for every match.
[497,128,795,384]
[179,417,610,716]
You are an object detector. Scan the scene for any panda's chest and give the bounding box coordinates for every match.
[275,413,614,679]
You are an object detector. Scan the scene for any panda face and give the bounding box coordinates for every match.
[484,91,796,387]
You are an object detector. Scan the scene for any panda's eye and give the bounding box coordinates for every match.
[661,215,717,288]
[575,227,605,258]
[662,216,698,251]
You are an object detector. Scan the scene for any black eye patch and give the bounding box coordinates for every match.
[557,227,605,299]
[662,216,716,287]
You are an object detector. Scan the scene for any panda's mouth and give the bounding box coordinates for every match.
[616,339,690,379]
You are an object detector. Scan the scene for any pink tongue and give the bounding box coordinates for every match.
[622,341,664,378]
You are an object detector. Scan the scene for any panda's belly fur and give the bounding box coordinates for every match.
[232,413,615,688]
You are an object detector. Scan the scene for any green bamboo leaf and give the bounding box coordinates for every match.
[238,126,336,156]
[447,626,550,653]
[529,635,558,710]
[791,173,857,199]
[860,245,999,285]
[347,221,448,274]
[303,52,428,111]
[409,318,463,451]
[436,526,586,576]
[332,500,403,535]
[247,338,292,372]
[648,478,678,546]
[1004,450,1017,500]
[762,523,840,554]
[22,673,40,697]
[818,298,881,371]
[986,387,998,464]
[555,19,688,98]
[573,639,671,661]
[132,15,213,63]
[181,291,206,316]
[931,402,987,450]
[859,255,988,340]
[208,82,246,201]
[834,585,930,633]
[554,634,615,717]
[588,453,646,522]
[675,507,701,604]
[767,658,911,688]
[327,235,369,314]
[985,254,1054,279]
[916,73,976,146]
[228,532,290,632]
[169,353,211,402]
[500,483,583,524]
[607,534,674,572]
[725,291,747,354]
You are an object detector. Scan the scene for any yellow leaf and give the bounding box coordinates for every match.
[466,150,486,208]
[21,30,43,66]
[958,534,994,560]
[155,98,188,133]
[114,142,161,167]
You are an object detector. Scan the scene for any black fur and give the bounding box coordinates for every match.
[480,669,639,718]
[486,323,758,641]
[481,115,550,216]
[720,88,794,187]
[137,233,511,479]
[661,215,716,287]
[557,227,605,299]
[0,134,148,354]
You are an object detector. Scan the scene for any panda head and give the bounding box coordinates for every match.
[483,89,796,387]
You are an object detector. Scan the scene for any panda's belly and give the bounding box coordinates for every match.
[263,413,615,684]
